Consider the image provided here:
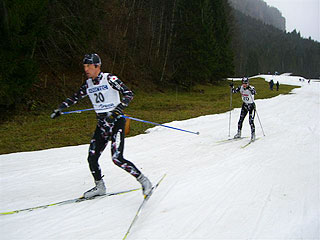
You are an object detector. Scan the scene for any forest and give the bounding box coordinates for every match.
[0,0,319,113]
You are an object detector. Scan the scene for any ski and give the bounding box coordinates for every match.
[0,188,140,216]
[216,137,248,143]
[122,174,167,240]
[241,138,260,148]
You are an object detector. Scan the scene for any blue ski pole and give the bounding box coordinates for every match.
[61,108,200,135]
[122,115,200,135]
[61,108,95,114]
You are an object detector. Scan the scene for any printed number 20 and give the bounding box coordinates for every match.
[94,92,105,103]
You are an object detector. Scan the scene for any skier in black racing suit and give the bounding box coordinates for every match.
[51,53,152,198]
[229,77,256,141]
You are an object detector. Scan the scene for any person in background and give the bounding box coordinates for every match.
[229,77,257,141]
[276,81,280,91]
[50,53,152,198]
[269,79,274,90]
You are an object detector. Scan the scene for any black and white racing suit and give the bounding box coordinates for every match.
[232,85,256,134]
[58,72,141,181]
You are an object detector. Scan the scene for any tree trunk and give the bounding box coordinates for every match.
[160,0,177,82]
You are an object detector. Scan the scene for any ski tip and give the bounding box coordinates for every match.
[0,211,16,215]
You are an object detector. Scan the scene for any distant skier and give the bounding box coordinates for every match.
[229,77,256,141]
[276,81,280,91]
[50,53,152,198]
[269,79,274,90]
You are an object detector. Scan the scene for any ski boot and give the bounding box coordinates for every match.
[83,179,106,199]
[137,174,152,196]
[251,132,256,142]
[234,129,241,139]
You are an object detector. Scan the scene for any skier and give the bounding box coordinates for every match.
[229,77,256,141]
[269,79,274,90]
[50,53,152,198]
[276,81,280,91]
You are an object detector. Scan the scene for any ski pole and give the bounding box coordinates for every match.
[61,108,200,135]
[249,94,265,136]
[121,115,200,135]
[61,108,95,114]
[228,84,233,137]
[254,107,265,136]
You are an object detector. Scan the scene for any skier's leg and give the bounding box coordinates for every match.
[111,118,152,195]
[248,105,256,141]
[84,124,109,198]
[87,126,108,181]
[111,118,141,177]
[235,104,248,138]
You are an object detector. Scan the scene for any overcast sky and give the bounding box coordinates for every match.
[263,0,319,42]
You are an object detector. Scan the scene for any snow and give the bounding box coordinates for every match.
[229,73,316,86]
[255,74,312,86]
[1,76,319,240]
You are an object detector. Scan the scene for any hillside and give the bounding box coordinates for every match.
[231,9,320,78]
[228,0,286,31]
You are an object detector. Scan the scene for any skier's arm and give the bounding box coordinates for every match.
[229,82,240,94]
[104,74,134,122]
[247,86,256,109]
[51,83,88,119]
[231,86,241,94]
[107,74,134,108]
[58,83,88,110]
[248,86,256,95]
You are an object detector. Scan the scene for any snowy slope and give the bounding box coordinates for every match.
[230,73,313,86]
[0,77,319,240]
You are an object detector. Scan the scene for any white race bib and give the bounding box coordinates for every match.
[87,73,121,113]
[240,86,254,104]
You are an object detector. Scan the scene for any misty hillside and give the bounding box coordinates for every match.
[231,8,320,78]
[228,0,286,31]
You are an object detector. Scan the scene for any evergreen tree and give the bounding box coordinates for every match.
[210,0,234,80]
[172,0,234,88]
[0,0,48,109]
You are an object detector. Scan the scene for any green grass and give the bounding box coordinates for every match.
[0,78,297,154]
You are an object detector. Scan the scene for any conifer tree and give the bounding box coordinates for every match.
[172,0,234,88]
[0,0,47,108]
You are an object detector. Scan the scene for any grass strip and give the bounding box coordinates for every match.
[0,78,297,154]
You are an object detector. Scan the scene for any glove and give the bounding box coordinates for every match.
[50,109,62,119]
[106,104,124,123]
[229,82,234,88]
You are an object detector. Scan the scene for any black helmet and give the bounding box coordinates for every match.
[83,53,101,65]
[242,77,249,84]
